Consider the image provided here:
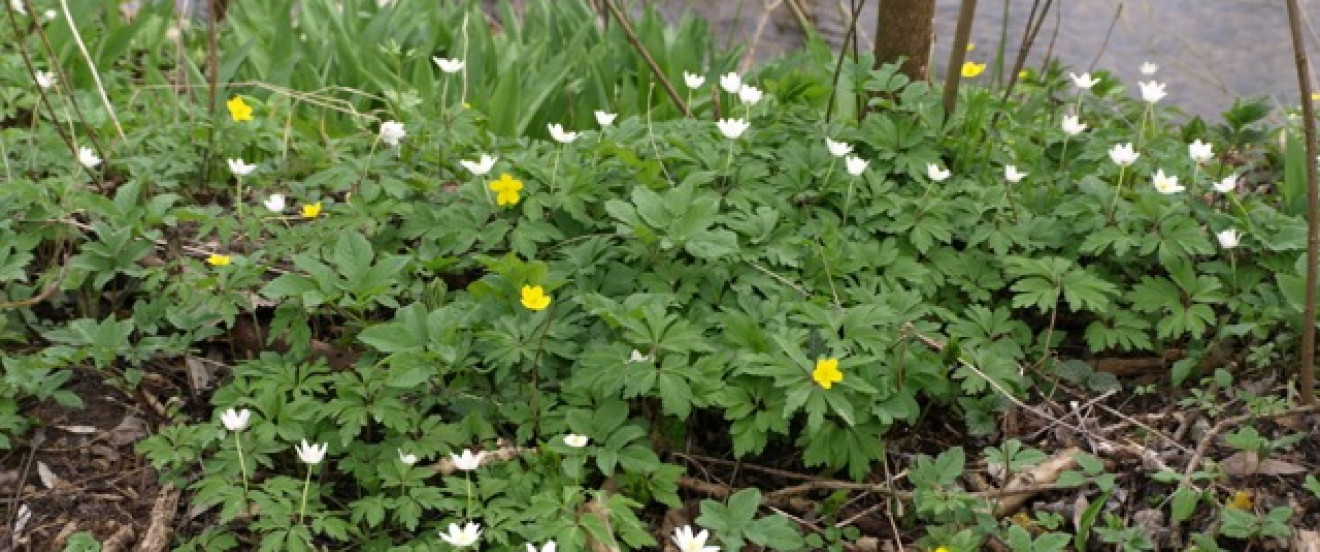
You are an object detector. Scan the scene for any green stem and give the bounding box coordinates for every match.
[723,141,734,177]
[1107,164,1129,221]
[1057,136,1071,176]
[550,147,562,196]
[234,176,244,220]
[234,433,250,496]
[843,180,856,227]
[297,465,313,525]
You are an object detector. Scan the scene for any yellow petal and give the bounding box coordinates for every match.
[226,96,253,122]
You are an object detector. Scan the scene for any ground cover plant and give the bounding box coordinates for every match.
[1,0,1319,550]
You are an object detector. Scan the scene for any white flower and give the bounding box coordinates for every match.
[226,158,257,177]
[563,434,590,448]
[527,542,557,552]
[35,71,55,89]
[295,439,328,465]
[719,72,742,94]
[1140,62,1159,75]
[439,522,482,548]
[594,110,617,127]
[433,57,465,74]
[683,71,705,89]
[398,449,419,466]
[77,146,101,169]
[459,154,498,176]
[1188,139,1213,164]
[1138,81,1167,103]
[1216,228,1241,249]
[1061,115,1087,136]
[626,349,650,363]
[43,9,56,21]
[548,123,579,144]
[379,121,406,147]
[845,155,868,176]
[1108,143,1140,167]
[1214,175,1238,193]
[450,449,484,471]
[10,0,25,15]
[737,85,762,105]
[1069,72,1099,90]
[825,138,852,157]
[220,408,251,432]
[927,163,951,182]
[716,118,749,139]
[263,194,286,212]
[1152,169,1184,194]
[1004,165,1027,183]
[672,525,719,552]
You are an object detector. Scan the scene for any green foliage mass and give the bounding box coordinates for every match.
[1,0,1312,550]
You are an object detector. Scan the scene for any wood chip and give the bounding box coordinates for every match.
[1218,451,1308,477]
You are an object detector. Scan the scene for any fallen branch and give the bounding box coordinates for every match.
[137,483,180,552]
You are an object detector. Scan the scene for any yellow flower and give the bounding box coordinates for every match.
[301,201,323,219]
[520,285,551,311]
[812,357,842,389]
[206,254,231,267]
[1228,490,1253,510]
[965,43,975,52]
[1018,69,1031,79]
[933,547,951,552]
[489,173,524,206]
[961,61,986,78]
[226,96,253,122]
[1312,92,1320,101]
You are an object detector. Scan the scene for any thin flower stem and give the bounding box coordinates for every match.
[439,79,450,162]
[723,142,734,177]
[355,137,381,197]
[297,465,313,524]
[843,180,856,227]
[1057,136,1070,175]
[822,158,836,189]
[1137,103,1153,151]
[233,433,250,495]
[1229,250,1239,293]
[1107,164,1129,221]
[478,176,493,205]
[234,176,244,220]
[550,148,562,196]
[464,473,472,521]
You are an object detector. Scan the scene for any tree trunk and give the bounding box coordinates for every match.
[872,0,935,82]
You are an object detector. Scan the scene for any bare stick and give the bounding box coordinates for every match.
[1085,3,1123,73]
[599,0,691,118]
[940,0,978,114]
[3,1,78,166]
[1286,0,1319,405]
[59,0,124,140]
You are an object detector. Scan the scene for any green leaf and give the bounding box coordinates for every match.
[1170,487,1200,523]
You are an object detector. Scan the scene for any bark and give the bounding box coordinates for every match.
[872,0,935,82]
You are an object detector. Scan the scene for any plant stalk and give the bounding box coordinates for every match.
[1286,0,1318,404]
